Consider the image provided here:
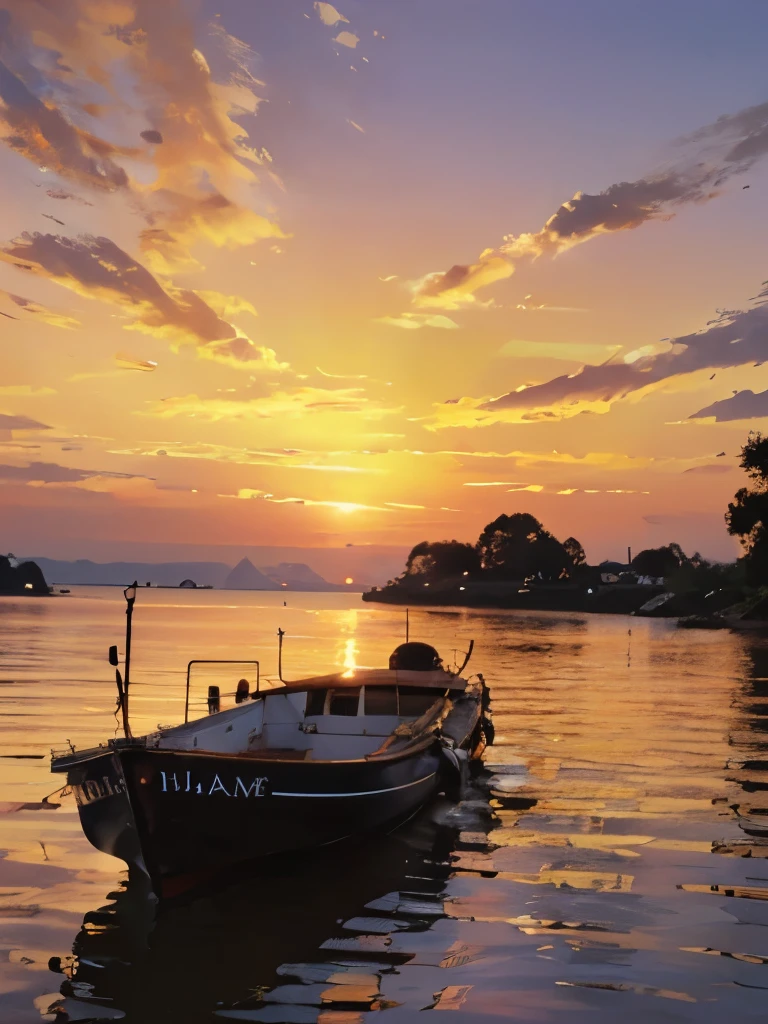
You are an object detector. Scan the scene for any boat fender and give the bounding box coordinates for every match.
[440,744,468,802]
[482,713,495,746]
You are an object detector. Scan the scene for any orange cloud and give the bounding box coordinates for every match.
[374,312,459,330]
[0,385,55,397]
[314,3,349,27]
[0,232,287,370]
[427,287,768,426]
[0,0,283,271]
[142,387,399,422]
[226,489,392,514]
[0,289,80,329]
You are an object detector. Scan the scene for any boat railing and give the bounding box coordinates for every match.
[184,659,261,723]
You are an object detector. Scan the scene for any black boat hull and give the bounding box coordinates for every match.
[63,750,147,874]
[57,743,446,890]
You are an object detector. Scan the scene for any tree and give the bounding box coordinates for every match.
[475,513,570,581]
[563,536,587,569]
[726,432,768,584]
[631,543,688,578]
[402,540,480,582]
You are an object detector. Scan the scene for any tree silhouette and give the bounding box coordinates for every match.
[476,513,570,581]
[631,543,688,578]
[403,540,480,581]
[726,432,768,584]
[563,536,586,568]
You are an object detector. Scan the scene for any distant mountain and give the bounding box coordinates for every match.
[262,562,330,589]
[224,558,281,591]
[23,555,365,591]
[259,562,364,591]
[26,558,231,587]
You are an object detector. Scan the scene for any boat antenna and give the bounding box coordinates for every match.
[406,607,410,643]
[455,638,474,676]
[277,627,286,682]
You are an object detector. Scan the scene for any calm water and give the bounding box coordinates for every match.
[2,588,768,1023]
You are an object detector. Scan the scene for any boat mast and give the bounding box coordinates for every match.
[277,627,285,682]
[122,581,137,738]
[455,638,474,675]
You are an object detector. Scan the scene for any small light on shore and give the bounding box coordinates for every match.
[24,582,33,590]
[459,586,465,591]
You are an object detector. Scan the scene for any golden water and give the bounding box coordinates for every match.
[1,588,767,1022]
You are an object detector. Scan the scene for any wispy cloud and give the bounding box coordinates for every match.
[0,461,152,485]
[0,289,80,329]
[115,353,158,372]
[0,232,286,369]
[0,413,50,433]
[0,0,286,381]
[334,31,359,49]
[374,312,459,330]
[110,441,383,474]
[682,463,733,474]
[427,285,768,427]
[225,489,392,514]
[0,1,284,270]
[316,366,370,380]
[462,480,526,487]
[499,340,621,362]
[689,388,768,423]
[411,99,768,309]
[141,387,399,422]
[0,385,55,397]
[314,3,349,27]
[0,52,133,192]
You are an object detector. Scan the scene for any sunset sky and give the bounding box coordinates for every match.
[1,0,767,580]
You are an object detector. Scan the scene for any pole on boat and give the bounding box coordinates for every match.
[406,607,410,643]
[455,638,474,676]
[277,627,285,682]
[122,581,137,738]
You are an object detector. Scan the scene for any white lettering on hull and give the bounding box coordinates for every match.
[74,775,123,806]
[159,771,269,797]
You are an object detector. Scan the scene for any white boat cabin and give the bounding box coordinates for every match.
[150,667,467,761]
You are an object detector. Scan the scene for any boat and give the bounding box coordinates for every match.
[51,585,493,896]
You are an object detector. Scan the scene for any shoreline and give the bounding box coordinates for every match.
[362,582,667,616]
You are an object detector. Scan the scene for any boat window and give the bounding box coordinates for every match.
[398,686,442,717]
[306,689,327,716]
[364,685,398,715]
[328,687,361,716]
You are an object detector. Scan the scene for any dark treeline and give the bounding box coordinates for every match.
[399,513,588,585]
[726,432,768,585]
[378,432,768,597]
